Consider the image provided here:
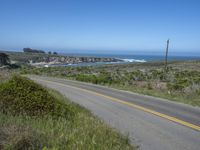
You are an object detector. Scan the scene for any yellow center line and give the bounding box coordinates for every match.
[38,79,200,132]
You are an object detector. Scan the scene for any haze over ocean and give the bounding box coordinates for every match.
[62,52,200,63]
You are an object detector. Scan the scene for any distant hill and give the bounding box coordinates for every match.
[23,48,45,54]
[0,50,120,66]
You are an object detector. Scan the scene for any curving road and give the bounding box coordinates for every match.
[29,75,200,150]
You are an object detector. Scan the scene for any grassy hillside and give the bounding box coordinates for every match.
[0,76,135,150]
[1,51,53,63]
[21,61,200,107]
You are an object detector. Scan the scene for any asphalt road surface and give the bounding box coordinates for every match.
[29,75,200,150]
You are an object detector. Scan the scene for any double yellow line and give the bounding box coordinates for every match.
[39,79,200,132]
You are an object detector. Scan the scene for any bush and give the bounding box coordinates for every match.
[167,82,185,91]
[0,76,74,119]
[0,86,135,150]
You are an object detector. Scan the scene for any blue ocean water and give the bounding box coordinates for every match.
[50,52,200,67]
[62,53,200,62]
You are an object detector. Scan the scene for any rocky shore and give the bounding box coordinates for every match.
[29,55,122,67]
[1,51,122,67]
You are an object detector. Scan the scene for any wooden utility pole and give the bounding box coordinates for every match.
[165,39,170,71]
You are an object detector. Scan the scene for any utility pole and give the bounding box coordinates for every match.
[165,39,170,71]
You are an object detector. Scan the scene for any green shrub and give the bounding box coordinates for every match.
[0,88,135,150]
[167,82,185,91]
[130,71,146,81]
[0,76,74,119]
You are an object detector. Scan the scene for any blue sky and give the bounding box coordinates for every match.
[0,0,200,54]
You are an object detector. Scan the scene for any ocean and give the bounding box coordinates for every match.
[49,52,199,67]
[62,53,200,63]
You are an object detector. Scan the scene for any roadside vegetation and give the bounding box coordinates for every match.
[0,75,135,150]
[21,61,200,107]
[0,69,17,83]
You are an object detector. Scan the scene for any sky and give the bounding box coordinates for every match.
[0,0,200,54]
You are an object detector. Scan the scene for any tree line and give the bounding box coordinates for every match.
[23,48,45,53]
[23,48,58,55]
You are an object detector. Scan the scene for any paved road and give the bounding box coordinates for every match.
[29,75,200,150]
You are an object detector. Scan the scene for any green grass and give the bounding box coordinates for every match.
[0,76,135,150]
[0,75,74,118]
[20,61,200,107]
[110,84,200,107]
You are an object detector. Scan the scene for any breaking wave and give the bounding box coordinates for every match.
[121,59,147,63]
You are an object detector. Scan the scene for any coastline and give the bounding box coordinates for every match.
[1,50,200,67]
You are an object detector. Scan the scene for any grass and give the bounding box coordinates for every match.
[0,76,135,150]
[0,75,74,118]
[20,61,200,107]
[0,69,15,83]
[1,51,50,63]
[110,84,200,106]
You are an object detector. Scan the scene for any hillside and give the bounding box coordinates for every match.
[22,60,200,107]
[0,75,135,150]
[1,51,120,66]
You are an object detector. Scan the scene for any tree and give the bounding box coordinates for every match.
[23,48,45,53]
[48,51,52,55]
[0,53,10,66]
[53,52,58,55]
